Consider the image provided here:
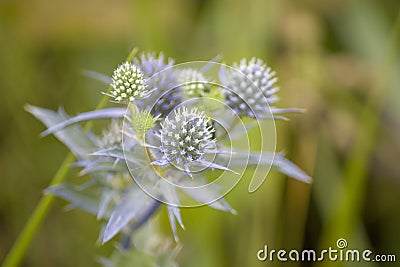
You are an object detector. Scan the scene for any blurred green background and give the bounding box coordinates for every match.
[1,0,400,266]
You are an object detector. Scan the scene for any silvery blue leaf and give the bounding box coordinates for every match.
[160,183,185,241]
[274,154,312,183]
[151,158,169,166]
[41,108,126,136]
[218,64,230,85]
[91,148,146,166]
[226,151,312,191]
[246,151,312,183]
[167,206,182,242]
[195,159,239,174]
[181,179,236,214]
[200,55,222,73]
[269,107,305,114]
[227,120,258,140]
[98,189,114,219]
[97,257,113,267]
[256,114,289,121]
[26,105,96,158]
[78,159,127,175]
[131,201,161,230]
[45,183,100,215]
[102,186,158,243]
[83,70,112,84]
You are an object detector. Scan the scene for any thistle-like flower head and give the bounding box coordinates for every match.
[160,107,215,163]
[134,53,182,116]
[110,62,149,102]
[99,120,123,148]
[150,106,223,175]
[134,52,174,77]
[179,68,210,97]
[224,58,279,117]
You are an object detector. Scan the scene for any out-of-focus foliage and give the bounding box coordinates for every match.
[1,0,399,266]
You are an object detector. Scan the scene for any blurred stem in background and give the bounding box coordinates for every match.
[1,48,138,267]
[317,7,400,267]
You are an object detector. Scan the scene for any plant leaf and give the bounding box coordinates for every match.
[83,70,112,84]
[40,108,126,137]
[26,105,96,158]
[102,186,158,243]
[45,183,100,215]
[274,155,312,183]
[161,183,185,241]
[181,179,236,214]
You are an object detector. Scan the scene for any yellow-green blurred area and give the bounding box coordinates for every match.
[1,0,400,266]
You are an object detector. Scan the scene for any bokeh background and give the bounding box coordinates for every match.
[1,0,399,266]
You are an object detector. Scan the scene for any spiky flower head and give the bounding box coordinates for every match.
[99,120,123,148]
[223,58,280,117]
[156,107,216,169]
[134,53,182,116]
[134,52,174,78]
[109,62,149,102]
[179,68,210,97]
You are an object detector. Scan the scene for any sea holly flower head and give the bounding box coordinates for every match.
[27,50,312,267]
[134,52,174,78]
[153,106,218,174]
[224,57,280,117]
[134,53,182,116]
[109,62,149,102]
[99,119,123,148]
[179,68,210,97]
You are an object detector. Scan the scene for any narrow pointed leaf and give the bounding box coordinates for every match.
[102,187,157,243]
[83,70,112,84]
[45,183,99,215]
[26,105,96,158]
[181,180,236,214]
[41,108,126,136]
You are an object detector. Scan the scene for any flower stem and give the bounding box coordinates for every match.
[2,48,138,267]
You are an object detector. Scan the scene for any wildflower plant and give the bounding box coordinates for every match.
[25,50,312,266]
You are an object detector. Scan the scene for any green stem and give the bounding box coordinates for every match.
[2,48,138,267]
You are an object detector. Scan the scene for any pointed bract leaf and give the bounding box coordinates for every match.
[161,183,185,241]
[83,70,112,84]
[41,108,126,136]
[98,190,114,219]
[181,180,236,214]
[274,155,312,183]
[45,183,99,215]
[102,187,158,243]
[26,105,96,158]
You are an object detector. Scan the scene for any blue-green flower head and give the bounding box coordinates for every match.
[110,62,149,102]
[160,107,215,163]
[224,58,280,117]
[178,68,209,97]
[99,120,123,148]
[150,106,238,176]
[134,53,182,116]
[134,52,174,78]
